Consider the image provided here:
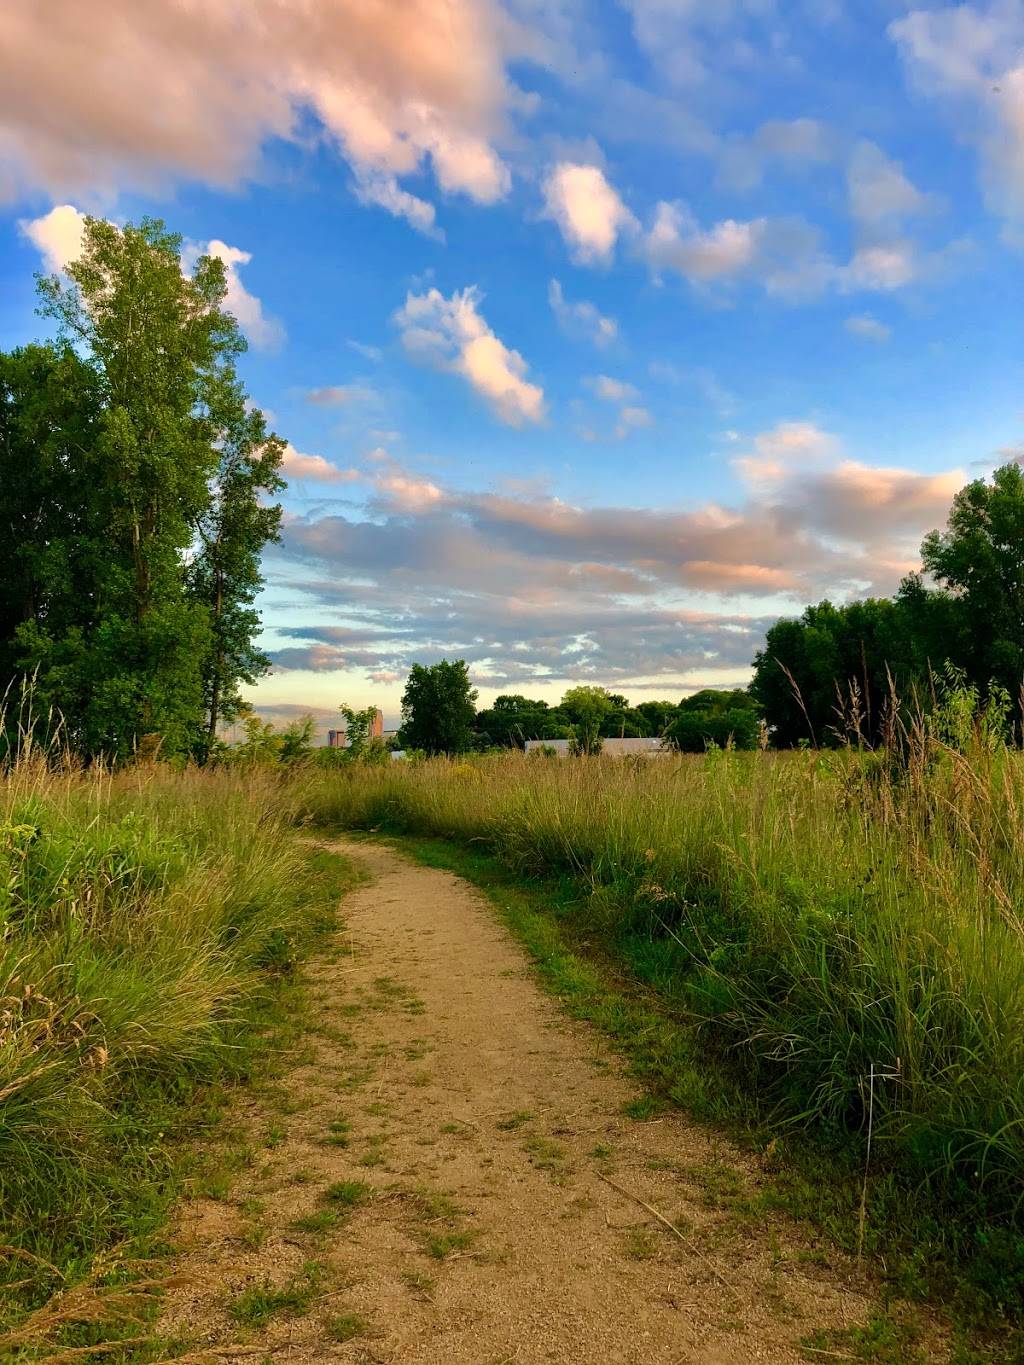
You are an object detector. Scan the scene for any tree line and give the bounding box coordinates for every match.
[4,216,1021,761]
[751,463,1024,746]
[389,464,1024,755]
[388,662,760,756]
[1,217,283,761]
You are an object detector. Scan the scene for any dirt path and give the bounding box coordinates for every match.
[160,839,937,1363]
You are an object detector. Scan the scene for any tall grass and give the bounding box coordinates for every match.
[297,741,1024,1308]
[0,755,347,1350]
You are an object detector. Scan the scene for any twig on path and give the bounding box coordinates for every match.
[798,1348,857,1361]
[151,1348,267,1363]
[596,1172,734,1292]
[375,1055,389,1098]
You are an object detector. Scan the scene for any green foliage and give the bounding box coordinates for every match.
[560,684,612,753]
[474,694,566,748]
[0,757,354,1352]
[752,463,1024,748]
[398,660,478,755]
[751,588,968,748]
[296,728,1024,1322]
[0,343,102,701]
[922,462,1024,697]
[667,689,760,752]
[227,1261,323,1326]
[1,216,282,761]
[326,703,389,765]
[473,691,684,748]
[219,708,316,765]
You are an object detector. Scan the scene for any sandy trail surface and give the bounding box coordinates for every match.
[160,838,937,1363]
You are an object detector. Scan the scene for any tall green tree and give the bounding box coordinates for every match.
[186,390,284,759]
[0,343,101,729]
[399,660,478,755]
[4,216,283,759]
[921,462,1024,694]
[558,685,614,753]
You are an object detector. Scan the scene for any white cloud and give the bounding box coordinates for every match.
[352,173,443,240]
[847,140,934,225]
[644,201,765,281]
[204,240,284,350]
[17,203,87,272]
[648,361,737,415]
[20,209,283,350]
[548,279,618,347]
[717,118,834,191]
[541,162,637,264]
[890,3,1024,225]
[348,340,383,362]
[394,285,546,426]
[586,374,639,403]
[845,314,892,343]
[732,420,840,488]
[281,444,363,484]
[579,375,651,441]
[842,241,918,292]
[1,0,514,228]
[617,405,653,436]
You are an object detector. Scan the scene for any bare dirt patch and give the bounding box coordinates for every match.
[159,839,946,1362]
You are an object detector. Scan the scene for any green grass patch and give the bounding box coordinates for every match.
[326,1311,369,1342]
[325,1179,372,1208]
[227,1261,323,1327]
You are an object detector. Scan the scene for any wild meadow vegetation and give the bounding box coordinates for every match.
[0,756,349,1358]
[297,693,1024,1328]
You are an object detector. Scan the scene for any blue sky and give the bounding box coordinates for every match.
[2,0,1023,729]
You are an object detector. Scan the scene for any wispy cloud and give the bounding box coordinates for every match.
[548,279,618,347]
[845,314,892,343]
[269,423,964,688]
[394,285,546,426]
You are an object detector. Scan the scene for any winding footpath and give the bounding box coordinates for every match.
[159,839,944,1363]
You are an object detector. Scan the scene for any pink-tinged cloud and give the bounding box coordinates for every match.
[373,470,446,512]
[734,420,841,488]
[394,286,545,426]
[644,202,765,281]
[1,0,514,223]
[277,421,967,630]
[281,444,363,485]
[682,561,801,592]
[305,385,376,406]
[541,162,637,264]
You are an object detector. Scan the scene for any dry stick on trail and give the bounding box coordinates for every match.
[596,1172,735,1293]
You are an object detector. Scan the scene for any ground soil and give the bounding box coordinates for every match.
[159,838,946,1363]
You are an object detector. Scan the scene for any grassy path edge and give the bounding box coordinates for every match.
[2,841,362,1365]
[377,831,1015,1365]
